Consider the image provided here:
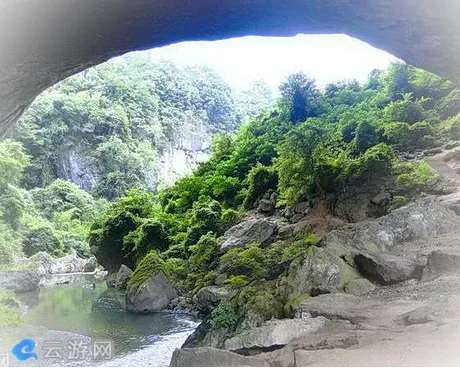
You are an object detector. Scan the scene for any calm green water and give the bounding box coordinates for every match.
[16,274,198,366]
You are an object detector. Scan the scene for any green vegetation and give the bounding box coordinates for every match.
[0,291,23,329]
[0,306,23,329]
[126,251,169,291]
[2,58,460,337]
[210,300,238,330]
[83,63,460,311]
[12,55,242,197]
[0,138,104,264]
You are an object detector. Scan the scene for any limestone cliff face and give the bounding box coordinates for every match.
[157,121,212,186]
[56,142,99,191]
[55,121,213,191]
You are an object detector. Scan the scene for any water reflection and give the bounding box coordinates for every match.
[17,275,197,358]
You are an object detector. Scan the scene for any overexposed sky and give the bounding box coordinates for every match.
[140,34,400,94]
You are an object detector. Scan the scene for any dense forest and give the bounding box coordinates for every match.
[2,58,460,331]
[0,55,273,263]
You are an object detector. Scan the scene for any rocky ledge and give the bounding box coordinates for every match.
[0,252,101,293]
[170,196,460,366]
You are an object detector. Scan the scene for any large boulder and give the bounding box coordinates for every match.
[220,218,277,250]
[354,252,424,285]
[115,264,133,290]
[223,317,329,352]
[298,293,377,324]
[170,347,269,367]
[324,198,460,253]
[0,270,41,293]
[126,271,177,313]
[193,286,236,312]
[284,247,360,299]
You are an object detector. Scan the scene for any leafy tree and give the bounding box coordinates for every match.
[243,163,278,209]
[279,72,324,123]
[383,93,425,124]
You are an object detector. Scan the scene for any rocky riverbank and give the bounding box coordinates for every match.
[168,147,460,366]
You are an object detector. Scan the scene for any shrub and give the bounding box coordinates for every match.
[210,300,238,330]
[30,179,102,222]
[90,210,139,271]
[263,234,320,276]
[437,112,460,139]
[353,120,384,154]
[243,164,278,209]
[22,226,62,257]
[123,219,168,262]
[282,233,321,263]
[223,275,250,288]
[220,208,241,232]
[0,187,25,231]
[188,233,219,273]
[346,143,395,181]
[384,122,411,150]
[187,233,220,290]
[0,223,22,265]
[0,306,23,328]
[396,161,439,194]
[235,281,285,323]
[183,199,223,248]
[383,93,425,124]
[89,189,154,271]
[218,243,266,281]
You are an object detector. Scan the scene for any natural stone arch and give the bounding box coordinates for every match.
[1,0,460,135]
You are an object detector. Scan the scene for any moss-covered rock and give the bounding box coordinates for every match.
[125,251,177,313]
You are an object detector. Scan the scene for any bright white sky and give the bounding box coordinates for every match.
[141,34,400,94]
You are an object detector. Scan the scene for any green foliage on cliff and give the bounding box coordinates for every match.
[86,63,460,289]
[2,56,460,314]
[12,55,241,198]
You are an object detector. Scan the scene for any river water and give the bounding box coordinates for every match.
[15,274,199,366]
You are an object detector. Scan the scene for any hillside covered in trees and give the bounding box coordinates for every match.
[2,60,460,344]
[89,62,460,272]
[0,55,274,264]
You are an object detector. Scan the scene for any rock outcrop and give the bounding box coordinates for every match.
[298,293,377,324]
[284,247,359,299]
[170,347,269,367]
[126,271,177,313]
[354,252,424,285]
[224,317,329,352]
[194,286,237,312]
[115,265,133,290]
[157,121,212,186]
[220,218,277,250]
[324,198,458,254]
[0,270,41,293]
